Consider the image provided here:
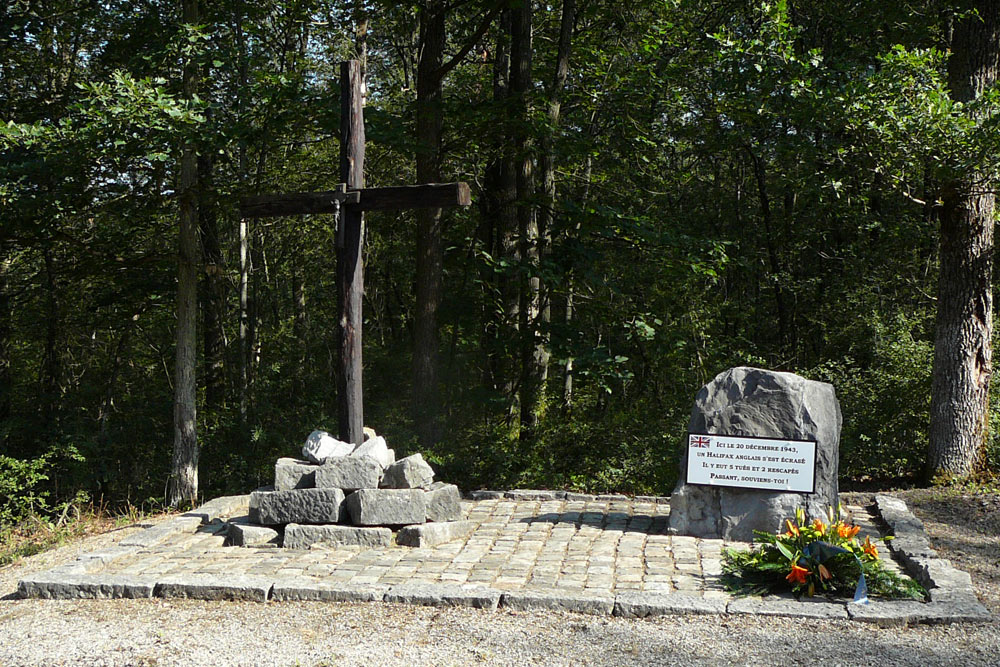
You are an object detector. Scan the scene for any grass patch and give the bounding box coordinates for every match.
[0,501,160,568]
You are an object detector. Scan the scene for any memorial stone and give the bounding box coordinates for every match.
[668,366,842,542]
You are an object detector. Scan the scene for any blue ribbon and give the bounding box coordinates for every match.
[803,541,869,604]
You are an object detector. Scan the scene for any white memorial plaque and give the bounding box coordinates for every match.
[686,433,816,493]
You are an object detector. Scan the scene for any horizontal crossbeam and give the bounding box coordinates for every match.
[240,182,470,218]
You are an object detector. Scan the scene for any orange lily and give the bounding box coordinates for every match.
[786,519,800,537]
[818,563,832,580]
[812,519,826,533]
[862,536,879,560]
[785,563,810,585]
[837,523,860,539]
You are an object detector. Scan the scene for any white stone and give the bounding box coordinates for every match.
[350,435,394,468]
[381,453,435,489]
[302,430,354,464]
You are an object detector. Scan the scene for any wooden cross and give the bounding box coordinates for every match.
[240,60,471,445]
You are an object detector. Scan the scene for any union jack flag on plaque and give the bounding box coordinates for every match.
[689,434,711,448]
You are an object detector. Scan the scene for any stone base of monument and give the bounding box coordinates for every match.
[668,367,843,542]
[225,429,467,549]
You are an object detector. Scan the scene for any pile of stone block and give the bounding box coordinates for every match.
[227,429,473,550]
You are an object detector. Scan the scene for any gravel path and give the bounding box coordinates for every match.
[1,492,998,667]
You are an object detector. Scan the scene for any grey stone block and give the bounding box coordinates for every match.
[384,584,501,610]
[381,453,435,489]
[425,483,463,521]
[595,494,629,501]
[564,492,596,502]
[846,600,929,626]
[227,521,281,547]
[315,455,383,491]
[182,494,249,524]
[501,590,614,615]
[119,516,202,548]
[351,435,395,469]
[613,592,727,617]
[396,520,475,547]
[923,599,992,624]
[74,546,141,566]
[727,596,848,619]
[274,458,318,491]
[669,367,842,541]
[344,488,426,525]
[284,523,392,549]
[271,580,389,602]
[906,557,972,590]
[504,489,567,501]
[468,490,505,500]
[887,535,935,561]
[250,488,345,525]
[635,495,671,505]
[155,575,272,602]
[928,587,979,604]
[18,574,156,600]
[874,495,927,537]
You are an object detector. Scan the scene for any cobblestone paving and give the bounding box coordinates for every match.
[76,497,897,597]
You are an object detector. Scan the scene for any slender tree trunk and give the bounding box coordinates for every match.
[928,0,999,481]
[41,248,61,424]
[199,153,226,409]
[169,0,201,507]
[413,0,446,447]
[0,249,11,442]
[292,264,308,393]
[239,216,250,423]
[511,0,539,440]
[538,0,575,412]
[563,155,590,409]
[480,10,517,399]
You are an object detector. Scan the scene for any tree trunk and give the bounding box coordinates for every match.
[927,1,999,481]
[480,9,518,402]
[169,0,201,507]
[292,263,308,394]
[199,153,226,409]
[238,216,250,423]
[563,155,591,409]
[413,0,446,447]
[41,248,61,424]
[0,249,10,442]
[539,0,575,412]
[511,0,539,440]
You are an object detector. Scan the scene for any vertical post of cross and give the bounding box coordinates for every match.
[338,60,365,445]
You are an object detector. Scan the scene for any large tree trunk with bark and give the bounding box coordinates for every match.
[169,0,201,507]
[927,1,999,481]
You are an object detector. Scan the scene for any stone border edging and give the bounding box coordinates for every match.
[14,492,992,626]
[870,494,990,622]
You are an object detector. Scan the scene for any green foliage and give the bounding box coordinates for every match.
[0,455,52,529]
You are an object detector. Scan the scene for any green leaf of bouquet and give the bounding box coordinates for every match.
[775,541,794,561]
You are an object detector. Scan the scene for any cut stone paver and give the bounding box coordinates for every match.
[15,491,988,625]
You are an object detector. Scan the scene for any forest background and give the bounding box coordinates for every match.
[2,0,999,525]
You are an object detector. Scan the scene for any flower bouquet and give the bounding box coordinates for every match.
[721,506,925,601]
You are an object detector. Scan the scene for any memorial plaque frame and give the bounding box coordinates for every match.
[685,432,818,494]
